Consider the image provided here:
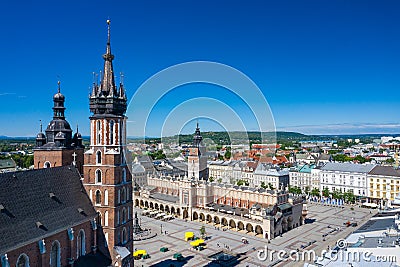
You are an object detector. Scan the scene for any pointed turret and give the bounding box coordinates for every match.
[35,120,46,147]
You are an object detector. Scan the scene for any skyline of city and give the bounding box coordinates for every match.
[1,1,400,136]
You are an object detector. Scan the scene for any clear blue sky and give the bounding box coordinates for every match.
[1,0,399,136]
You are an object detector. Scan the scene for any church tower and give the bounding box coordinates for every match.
[83,20,133,262]
[187,123,208,180]
[34,81,84,173]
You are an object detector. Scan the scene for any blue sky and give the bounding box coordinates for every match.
[1,0,399,136]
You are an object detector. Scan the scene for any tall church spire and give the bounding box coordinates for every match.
[89,20,127,116]
[100,19,116,97]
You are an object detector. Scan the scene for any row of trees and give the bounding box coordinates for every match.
[332,154,371,163]
[288,186,356,203]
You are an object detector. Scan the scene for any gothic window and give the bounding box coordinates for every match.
[122,208,126,223]
[104,210,109,226]
[96,169,102,184]
[104,190,109,205]
[44,161,51,168]
[110,120,114,145]
[77,229,85,257]
[105,232,109,247]
[96,120,101,145]
[122,168,126,183]
[50,241,60,267]
[117,210,120,225]
[95,190,101,205]
[122,227,127,244]
[96,151,101,164]
[89,189,93,201]
[121,187,126,203]
[16,254,29,267]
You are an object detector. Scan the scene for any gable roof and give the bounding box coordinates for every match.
[0,166,97,254]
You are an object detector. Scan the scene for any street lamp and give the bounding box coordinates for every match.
[161,223,163,234]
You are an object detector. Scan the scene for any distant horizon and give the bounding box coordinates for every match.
[3,128,400,139]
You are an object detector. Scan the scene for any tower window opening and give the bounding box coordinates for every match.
[110,120,114,145]
[96,121,101,145]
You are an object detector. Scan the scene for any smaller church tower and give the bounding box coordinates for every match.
[187,123,208,180]
[34,82,84,173]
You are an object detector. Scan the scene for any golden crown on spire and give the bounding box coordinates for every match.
[107,19,110,25]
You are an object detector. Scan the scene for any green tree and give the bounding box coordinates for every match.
[237,180,244,186]
[260,181,267,189]
[310,188,320,197]
[208,176,215,182]
[322,188,330,197]
[217,178,222,183]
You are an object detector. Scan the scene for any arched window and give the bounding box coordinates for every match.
[122,227,127,244]
[77,229,86,257]
[117,210,120,225]
[118,189,121,204]
[89,189,93,201]
[105,232,108,247]
[104,210,109,226]
[110,120,114,145]
[96,151,101,164]
[104,190,109,205]
[96,120,101,145]
[16,254,29,267]
[121,187,126,203]
[122,208,126,223]
[50,241,61,267]
[95,190,101,205]
[122,168,126,183]
[44,161,51,168]
[95,169,102,184]
[127,207,130,220]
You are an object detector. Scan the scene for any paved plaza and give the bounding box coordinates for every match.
[133,203,376,267]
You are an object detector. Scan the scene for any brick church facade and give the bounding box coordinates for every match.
[1,21,133,267]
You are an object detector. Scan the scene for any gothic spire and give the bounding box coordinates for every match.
[100,19,117,97]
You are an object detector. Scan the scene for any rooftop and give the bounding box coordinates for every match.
[321,162,376,173]
[0,166,97,254]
